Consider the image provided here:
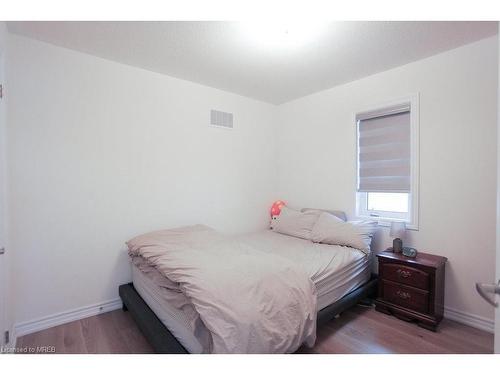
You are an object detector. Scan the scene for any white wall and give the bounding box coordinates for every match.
[0,21,12,342]
[495,29,500,353]
[6,35,277,324]
[276,36,498,323]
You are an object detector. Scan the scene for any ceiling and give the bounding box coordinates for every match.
[7,21,498,104]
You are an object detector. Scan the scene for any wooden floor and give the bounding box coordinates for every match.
[16,305,493,354]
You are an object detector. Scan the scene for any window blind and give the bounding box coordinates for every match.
[357,105,411,193]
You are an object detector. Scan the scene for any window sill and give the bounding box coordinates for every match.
[356,215,419,231]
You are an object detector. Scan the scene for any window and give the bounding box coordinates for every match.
[355,95,419,229]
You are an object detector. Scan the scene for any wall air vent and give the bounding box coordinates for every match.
[210,109,233,129]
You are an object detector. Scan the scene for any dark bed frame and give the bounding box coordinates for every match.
[118,274,378,354]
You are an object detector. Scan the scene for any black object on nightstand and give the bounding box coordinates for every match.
[374,249,447,331]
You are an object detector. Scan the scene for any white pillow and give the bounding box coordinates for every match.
[311,212,377,254]
[272,206,320,240]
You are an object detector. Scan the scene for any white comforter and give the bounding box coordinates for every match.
[127,225,317,354]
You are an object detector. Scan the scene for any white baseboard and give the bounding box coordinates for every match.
[444,306,494,333]
[14,298,122,338]
[10,298,495,340]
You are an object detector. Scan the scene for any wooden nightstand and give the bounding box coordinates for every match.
[374,249,447,331]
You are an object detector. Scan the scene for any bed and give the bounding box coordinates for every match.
[119,210,378,353]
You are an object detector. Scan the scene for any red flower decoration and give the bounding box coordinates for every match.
[270,200,286,217]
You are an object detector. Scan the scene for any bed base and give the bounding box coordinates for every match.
[119,283,188,353]
[119,274,378,354]
[317,275,378,326]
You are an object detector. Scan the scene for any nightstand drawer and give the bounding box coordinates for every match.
[382,263,429,290]
[382,280,429,313]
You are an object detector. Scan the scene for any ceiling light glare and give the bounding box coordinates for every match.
[239,21,327,50]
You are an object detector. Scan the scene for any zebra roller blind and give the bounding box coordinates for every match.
[357,103,411,193]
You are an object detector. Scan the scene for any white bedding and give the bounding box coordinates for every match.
[234,230,371,309]
[132,262,211,353]
[130,229,371,353]
[127,225,317,353]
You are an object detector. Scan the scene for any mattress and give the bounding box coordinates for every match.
[131,230,372,353]
[235,230,372,310]
[132,263,211,353]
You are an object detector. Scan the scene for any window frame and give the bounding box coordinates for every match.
[354,94,420,230]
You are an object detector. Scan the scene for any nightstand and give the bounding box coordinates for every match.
[374,249,447,331]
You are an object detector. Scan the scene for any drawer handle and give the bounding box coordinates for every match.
[396,269,411,278]
[396,290,411,300]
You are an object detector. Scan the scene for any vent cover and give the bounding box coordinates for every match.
[210,109,233,129]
